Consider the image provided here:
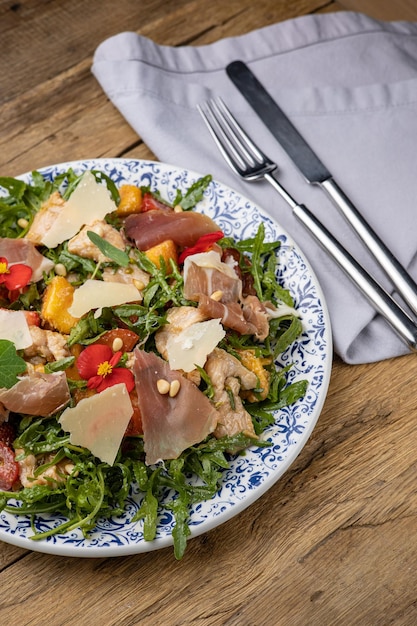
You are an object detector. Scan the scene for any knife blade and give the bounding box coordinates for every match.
[226,60,417,319]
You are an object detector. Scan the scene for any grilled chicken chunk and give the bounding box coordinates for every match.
[204,348,258,440]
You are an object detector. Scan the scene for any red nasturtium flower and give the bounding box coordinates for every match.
[178,231,224,264]
[76,344,135,393]
[0,257,32,291]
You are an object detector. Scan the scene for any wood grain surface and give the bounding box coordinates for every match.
[1,1,417,625]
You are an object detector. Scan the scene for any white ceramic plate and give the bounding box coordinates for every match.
[0,158,332,557]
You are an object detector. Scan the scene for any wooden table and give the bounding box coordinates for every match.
[2,1,417,624]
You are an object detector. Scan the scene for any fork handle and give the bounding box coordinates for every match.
[293,202,417,351]
[321,177,417,318]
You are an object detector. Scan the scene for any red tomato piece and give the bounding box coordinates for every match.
[0,422,16,448]
[141,192,172,213]
[0,441,19,491]
[94,329,139,353]
[124,389,143,437]
[23,310,41,326]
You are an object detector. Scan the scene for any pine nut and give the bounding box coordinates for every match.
[112,337,124,352]
[173,204,183,213]
[17,217,29,229]
[169,379,181,398]
[133,279,146,291]
[210,290,223,301]
[157,379,170,394]
[54,263,67,276]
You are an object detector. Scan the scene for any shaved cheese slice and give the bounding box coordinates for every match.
[41,171,117,248]
[0,309,32,349]
[166,318,225,372]
[67,279,141,318]
[59,383,133,465]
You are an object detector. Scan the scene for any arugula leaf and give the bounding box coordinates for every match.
[0,177,26,199]
[177,174,212,210]
[44,356,75,373]
[0,340,27,388]
[86,230,130,267]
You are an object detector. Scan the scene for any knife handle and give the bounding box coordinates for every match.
[293,202,417,352]
[321,177,417,318]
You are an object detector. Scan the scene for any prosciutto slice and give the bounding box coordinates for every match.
[0,372,70,416]
[183,254,242,303]
[198,295,257,336]
[0,237,54,282]
[124,210,219,251]
[133,349,218,465]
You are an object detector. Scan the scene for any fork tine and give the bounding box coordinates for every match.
[207,98,259,168]
[213,97,270,164]
[198,97,277,183]
[197,101,248,175]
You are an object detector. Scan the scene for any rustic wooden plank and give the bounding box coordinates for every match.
[0,544,28,570]
[2,355,417,626]
[337,0,417,21]
[0,0,190,104]
[0,0,336,177]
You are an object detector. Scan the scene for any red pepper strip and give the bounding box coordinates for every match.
[141,192,172,212]
[178,231,224,264]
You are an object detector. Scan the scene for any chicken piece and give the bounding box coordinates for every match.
[16,449,74,489]
[204,348,258,440]
[155,306,209,384]
[25,191,66,245]
[102,264,150,288]
[23,326,70,363]
[67,219,125,262]
[155,306,208,361]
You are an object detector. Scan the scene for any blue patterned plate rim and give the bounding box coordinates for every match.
[0,158,332,557]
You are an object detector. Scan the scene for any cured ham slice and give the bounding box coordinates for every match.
[197,294,269,340]
[198,294,264,337]
[0,237,54,282]
[182,249,270,339]
[241,295,270,341]
[0,372,70,416]
[124,209,219,251]
[183,250,242,303]
[132,349,218,465]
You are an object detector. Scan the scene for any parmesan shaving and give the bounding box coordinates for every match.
[67,279,141,318]
[59,383,133,466]
[40,171,117,248]
[166,318,225,372]
[0,310,32,350]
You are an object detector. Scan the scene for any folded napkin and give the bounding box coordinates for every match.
[92,11,417,364]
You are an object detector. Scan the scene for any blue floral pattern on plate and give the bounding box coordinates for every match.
[0,159,332,557]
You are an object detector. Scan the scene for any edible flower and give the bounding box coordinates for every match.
[0,257,32,291]
[178,230,224,264]
[76,344,135,393]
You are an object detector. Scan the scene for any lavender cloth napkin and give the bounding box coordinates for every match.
[92,11,417,364]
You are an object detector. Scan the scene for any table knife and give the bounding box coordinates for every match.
[226,60,417,319]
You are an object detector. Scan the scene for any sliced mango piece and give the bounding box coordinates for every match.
[117,184,143,216]
[145,239,178,273]
[41,276,80,334]
[237,348,271,402]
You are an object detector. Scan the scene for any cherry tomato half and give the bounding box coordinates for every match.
[0,441,19,491]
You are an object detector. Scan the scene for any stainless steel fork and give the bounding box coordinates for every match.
[197,97,417,352]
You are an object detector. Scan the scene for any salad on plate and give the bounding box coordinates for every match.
[0,161,312,559]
